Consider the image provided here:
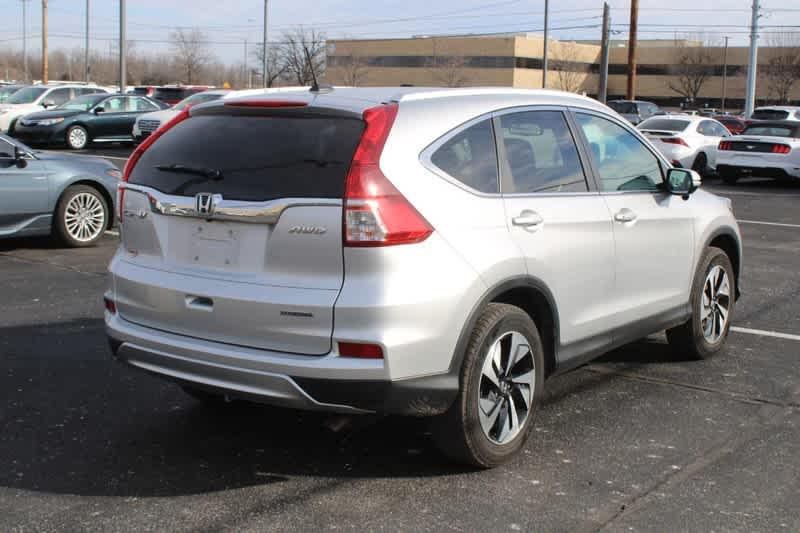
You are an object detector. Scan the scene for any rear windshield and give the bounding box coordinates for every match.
[129,114,365,201]
[742,125,797,137]
[153,88,187,100]
[638,119,690,132]
[608,101,637,114]
[752,109,789,120]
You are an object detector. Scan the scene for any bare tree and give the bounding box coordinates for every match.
[251,45,288,87]
[281,27,327,86]
[667,37,718,102]
[765,33,800,104]
[552,41,583,92]
[337,54,369,87]
[169,28,212,84]
[430,56,470,87]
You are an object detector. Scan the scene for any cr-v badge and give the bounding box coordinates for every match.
[288,225,327,235]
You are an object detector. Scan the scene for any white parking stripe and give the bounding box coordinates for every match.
[738,219,800,229]
[731,326,800,342]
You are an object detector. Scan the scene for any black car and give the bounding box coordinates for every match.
[12,93,169,149]
[607,100,663,125]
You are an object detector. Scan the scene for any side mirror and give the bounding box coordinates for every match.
[41,99,56,108]
[666,168,700,197]
[93,106,105,114]
[14,146,28,169]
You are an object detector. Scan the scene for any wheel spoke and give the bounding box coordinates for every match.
[717,275,730,298]
[479,396,503,436]
[513,383,532,411]
[481,343,502,390]
[506,332,530,376]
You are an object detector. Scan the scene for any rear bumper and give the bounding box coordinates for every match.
[106,311,458,416]
[717,164,800,180]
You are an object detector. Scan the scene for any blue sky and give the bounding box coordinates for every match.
[3,0,800,64]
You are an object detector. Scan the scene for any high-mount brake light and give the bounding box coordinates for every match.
[119,108,191,223]
[343,103,433,247]
[223,100,308,108]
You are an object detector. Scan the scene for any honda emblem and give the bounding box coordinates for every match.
[195,193,217,216]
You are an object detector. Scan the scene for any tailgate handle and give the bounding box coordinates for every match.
[185,295,214,312]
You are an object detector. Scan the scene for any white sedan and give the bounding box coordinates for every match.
[637,115,731,176]
[716,121,800,184]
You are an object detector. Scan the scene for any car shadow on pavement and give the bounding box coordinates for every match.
[0,236,70,252]
[0,318,689,498]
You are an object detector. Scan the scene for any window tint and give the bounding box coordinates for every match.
[129,114,365,201]
[102,97,126,112]
[430,119,498,193]
[498,111,587,193]
[576,113,663,192]
[47,88,72,106]
[128,97,158,112]
[741,125,796,137]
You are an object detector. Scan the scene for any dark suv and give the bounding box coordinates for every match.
[607,100,662,125]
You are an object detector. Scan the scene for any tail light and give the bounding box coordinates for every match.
[661,137,689,147]
[118,108,191,223]
[343,103,433,247]
[718,141,732,151]
[772,144,791,154]
[103,296,117,314]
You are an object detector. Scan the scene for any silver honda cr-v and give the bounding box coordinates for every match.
[106,87,742,467]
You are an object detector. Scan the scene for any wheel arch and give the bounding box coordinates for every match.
[450,276,560,380]
[54,179,115,228]
[704,227,741,299]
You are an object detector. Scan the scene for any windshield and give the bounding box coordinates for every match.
[752,109,790,121]
[56,94,107,111]
[742,125,797,138]
[7,86,48,104]
[0,86,22,102]
[608,101,638,114]
[173,92,224,110]
[638,119,690,132]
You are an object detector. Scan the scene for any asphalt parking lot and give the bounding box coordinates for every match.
[1,148,799,531]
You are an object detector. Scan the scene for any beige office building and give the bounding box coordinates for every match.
[326,34,800,109]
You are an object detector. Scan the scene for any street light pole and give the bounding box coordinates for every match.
[626,0,639,100]
[744,0,760,117]
[119,0,126,93]
[85,0,90,82]
[21,0,29,82]
[262,0,269,88]
[41,0,48,84]
[722,36,729,113]
[542,0,549,88]
[598,2,611,103]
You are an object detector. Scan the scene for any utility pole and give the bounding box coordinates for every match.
[243,38,248,89]
[542,0,549,88]
[85,0,90,82]
[598,2,611,103]
[21,0,29,82]
[119,0,126,93]
[744,0,760,117]
[41,0,48,84]
[262,0,269,88]
[721,36,729,113]
[626,0,638,100]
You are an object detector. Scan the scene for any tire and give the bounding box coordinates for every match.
[66,125,89,150]
[54,185,109,247]
[7,118,18,136]
[667,247,736,360]
[432,303,545,468]
[692,153,708,177]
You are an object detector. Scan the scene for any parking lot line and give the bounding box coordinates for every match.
[737,219,800,229]
[731,326,800,342]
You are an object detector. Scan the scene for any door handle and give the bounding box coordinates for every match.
[185,295,214,312]
[613,209,637,223]
[512,210,544,228]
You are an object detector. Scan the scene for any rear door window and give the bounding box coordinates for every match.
[430,119,499,194]
[129,114,365,201]
[497,110,588,193]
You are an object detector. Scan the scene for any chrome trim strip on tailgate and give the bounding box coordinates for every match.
[120,183,341,224]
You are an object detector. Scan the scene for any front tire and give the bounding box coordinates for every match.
[66,125,89,150]
[692,153,708,177]
[433,303,545,468]
[54,185,109,247]
[721,173,739,185]
[667,247,736,360]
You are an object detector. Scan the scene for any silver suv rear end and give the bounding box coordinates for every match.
[107,87,741,467]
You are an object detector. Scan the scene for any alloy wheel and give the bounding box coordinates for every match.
[701,265,731,343]
[477,331,536,445]
[64,192,105,242]
[68,127,87,149]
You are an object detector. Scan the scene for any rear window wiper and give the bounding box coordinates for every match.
[155,164,223,180]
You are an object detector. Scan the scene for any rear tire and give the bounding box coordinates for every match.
[432,303,545,468]
[667,247,736,360]
[692,153,708,177]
